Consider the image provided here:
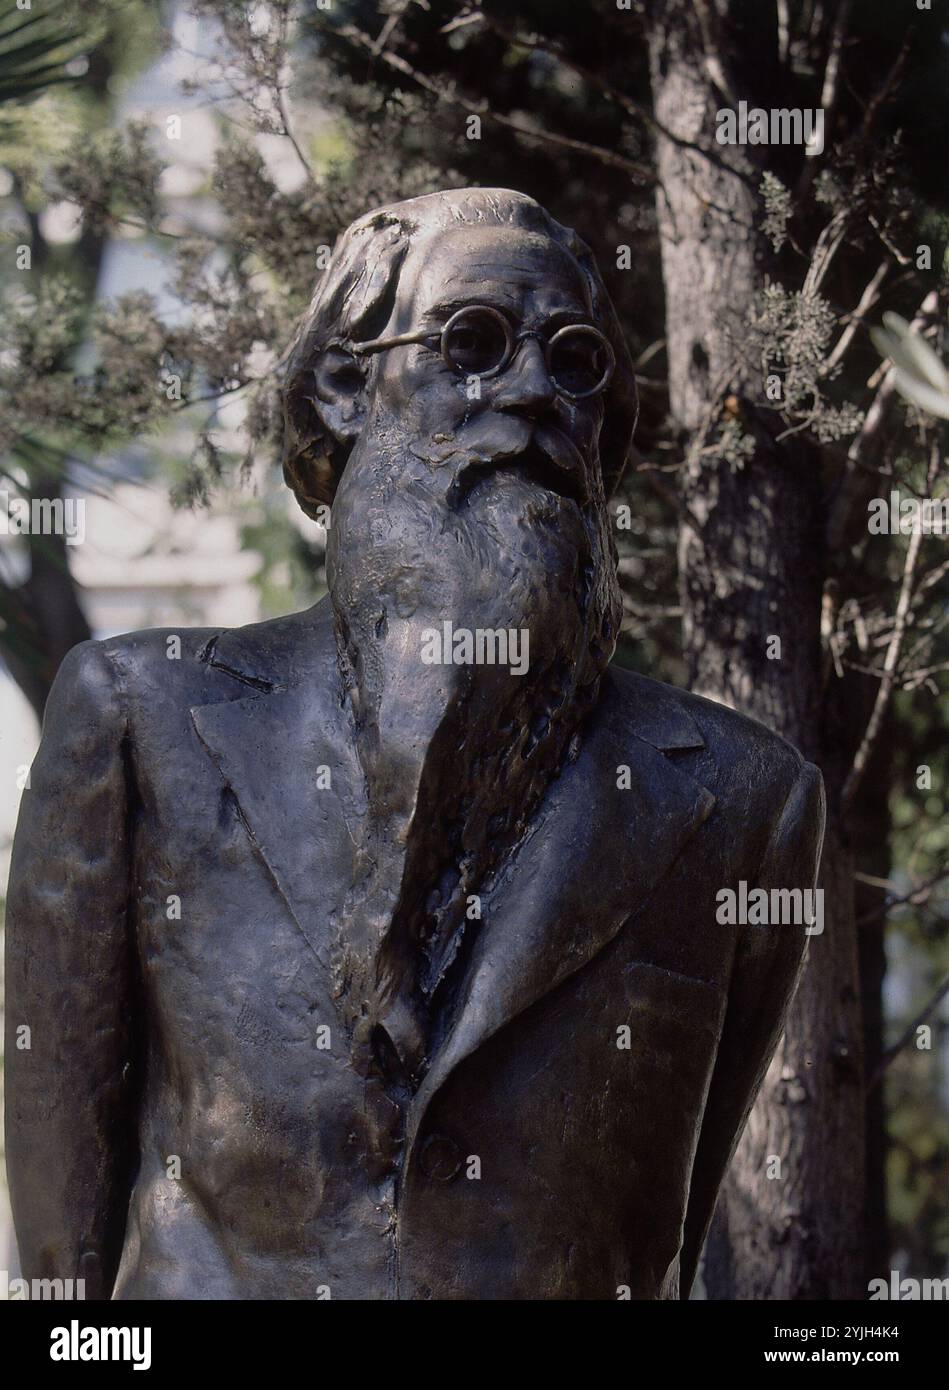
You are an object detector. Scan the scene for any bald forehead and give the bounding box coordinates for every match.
[392,224,593,328]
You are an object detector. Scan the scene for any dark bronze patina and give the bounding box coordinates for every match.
[5,189,825,1300]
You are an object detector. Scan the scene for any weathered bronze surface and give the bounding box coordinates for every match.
[5,189,825,1300]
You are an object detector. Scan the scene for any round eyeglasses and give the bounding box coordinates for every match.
[352,304,615,400]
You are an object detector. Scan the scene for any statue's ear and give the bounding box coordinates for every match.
[282,343,370,515]
[309,345,368,447]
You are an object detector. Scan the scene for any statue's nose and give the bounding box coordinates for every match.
[493,337,557,415]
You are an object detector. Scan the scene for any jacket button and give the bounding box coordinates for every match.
[419,1133,462,1182]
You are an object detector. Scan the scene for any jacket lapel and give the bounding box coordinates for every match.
[189,606,364,967]
[406,668,715,1153]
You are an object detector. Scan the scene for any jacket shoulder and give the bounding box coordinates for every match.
[606,664,817,810]
[86,600,331,699]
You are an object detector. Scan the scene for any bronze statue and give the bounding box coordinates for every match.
[5,188,825,1300]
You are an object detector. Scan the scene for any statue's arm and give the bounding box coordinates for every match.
[678,759,826,1297]
[4,640,137,1299]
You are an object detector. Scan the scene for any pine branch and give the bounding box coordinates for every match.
[867,976,949,1093]
[322,20,654,181]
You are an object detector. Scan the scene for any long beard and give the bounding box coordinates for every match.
[326,412,620,1083]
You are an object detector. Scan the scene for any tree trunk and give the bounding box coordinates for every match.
[852,699,893,1286]
[0,30,118,717]
[0,473,92,721]
[645,1,866,1298]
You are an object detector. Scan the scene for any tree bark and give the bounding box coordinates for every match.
[645,0,866,1298]
[852,699,893,1286]
[0,473,92,721]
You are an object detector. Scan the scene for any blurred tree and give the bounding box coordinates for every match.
[0,0,159,716]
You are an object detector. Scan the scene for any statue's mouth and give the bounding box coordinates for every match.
[449,432,587,509]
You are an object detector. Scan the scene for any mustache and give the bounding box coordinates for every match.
[413,414,590,507]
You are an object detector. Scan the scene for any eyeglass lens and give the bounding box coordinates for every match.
[442,307,610,395]
[548,328,612,397]
[442,308,510,377]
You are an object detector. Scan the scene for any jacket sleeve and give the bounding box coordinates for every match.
[4,639,138,1299]
[678,757,826,1297]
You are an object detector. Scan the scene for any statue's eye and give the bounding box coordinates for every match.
[548,326,613,398]
[548,330,610,396]
[443,308,510,376]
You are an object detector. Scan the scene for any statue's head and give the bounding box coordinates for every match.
[281,187,637,520]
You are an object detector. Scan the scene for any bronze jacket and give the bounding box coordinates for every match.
[5,597,824,1300]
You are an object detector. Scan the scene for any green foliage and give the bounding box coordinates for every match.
[0,0,86,106]
[760,172,793,255]
[0,1,159,174]
[1,279,187,447]
[748,282,864,440]
[814,135,922,267]
[55,118,163,233]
